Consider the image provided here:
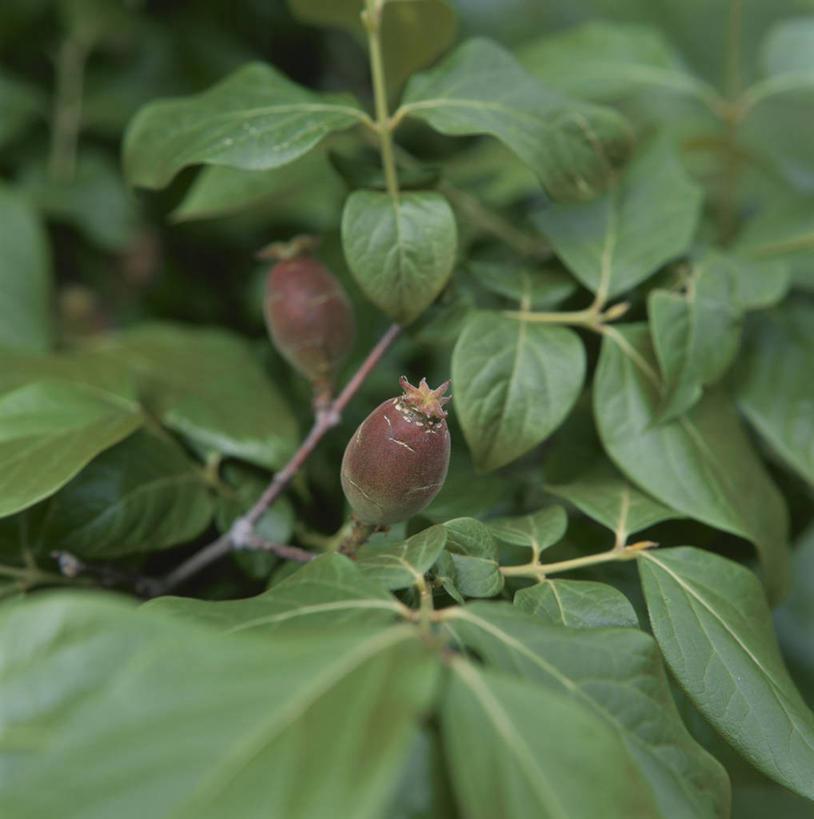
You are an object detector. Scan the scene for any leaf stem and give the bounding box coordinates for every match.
[49,37,88,182]
[148,323,403,596]
[502,300,630,329]
[500,540,657,580]
[363,0,400,204]
[0,561,92,590]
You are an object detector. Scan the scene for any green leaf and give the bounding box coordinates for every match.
[356,525,447,590]
[100,323,298,469]
[287,0,457,90]
[0,69,45,148]
[145,553,404,633]
[437,517,503,598]
[0,347,138,399]
[40,429,213,558]
[400,38,633,202]
[594,324,790,602]
[774,524,814,702]
[735,304,814,490]
[468,260,577,308]
[123,62,368,189]
[171,150,345,226]
[0,593,440,819]
[0,381,142,518]
[0,183,52,352]
[518,20,715,104]
[442,659,662,818]
[451,312,585,472]
[735,195,814,290]
[546,458,679,536]
[534,137,703,298]
[639,547,814,800]
[648,252,789,422]
[486,505,567,556]
[515,579,639,629]
[18,151,138,251]
[341,190,457,325]
[739,17,814,112]
[442,603,730,818]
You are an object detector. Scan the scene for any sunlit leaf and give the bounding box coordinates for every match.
[452,312,584,472]
[124,62,368,189]
[639,547,814,800]
[534,137,703,298]
[594,324,790,602]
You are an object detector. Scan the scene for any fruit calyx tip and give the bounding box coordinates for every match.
[256,234,321,262]
[399,376,451,418]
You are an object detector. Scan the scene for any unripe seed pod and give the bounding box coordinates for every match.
[341,376,451,526]
[263,243,354,391]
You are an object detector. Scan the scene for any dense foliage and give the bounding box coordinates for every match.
[2,1,814,816]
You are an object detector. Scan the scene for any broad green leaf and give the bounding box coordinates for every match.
[648,252,789,422]
[443,659,662,818]
[486,506,567,556]
[442,603,730,819]
[639,547,814,800]
[18,151,138,251]
[546,458,678,536]
[341,190,457,325]
[0,381,142,518]
[99,323,298,469]
[0,593,440,819]
[0,183,52,352]
[145,553,405,632]
[594,324,790,602]
[0,348,138,411]
[735,305,814,489]
[739,17,814,113]
[287,0,457,90]
[534,137,703,298]
[774,524,814,703]
[468,260,577,309]
[171,150,345,226]
[515,579,639,629]
[0,69,45,148]
[40,429,213,558]
[451,312,585,472]
[384,726,457,819]
[123,62,369,189]
[735,195,814,290]
[399,38,633,202]
[356,525,447,590]
[437,517,503,598]
[518,21,715,104]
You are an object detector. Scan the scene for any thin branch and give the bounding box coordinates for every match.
[148,323,403,596]
[240,534,316,564]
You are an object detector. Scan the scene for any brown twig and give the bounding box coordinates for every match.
[147,322,403,596]
[240,535,316,564]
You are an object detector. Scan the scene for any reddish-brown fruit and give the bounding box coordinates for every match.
[340,377,451,526]
[264,255,354,388]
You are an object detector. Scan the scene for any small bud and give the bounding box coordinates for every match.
[263,239,354,392]
[340,377,451,526]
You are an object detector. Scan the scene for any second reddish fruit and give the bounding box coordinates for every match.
[264,245,354,395]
